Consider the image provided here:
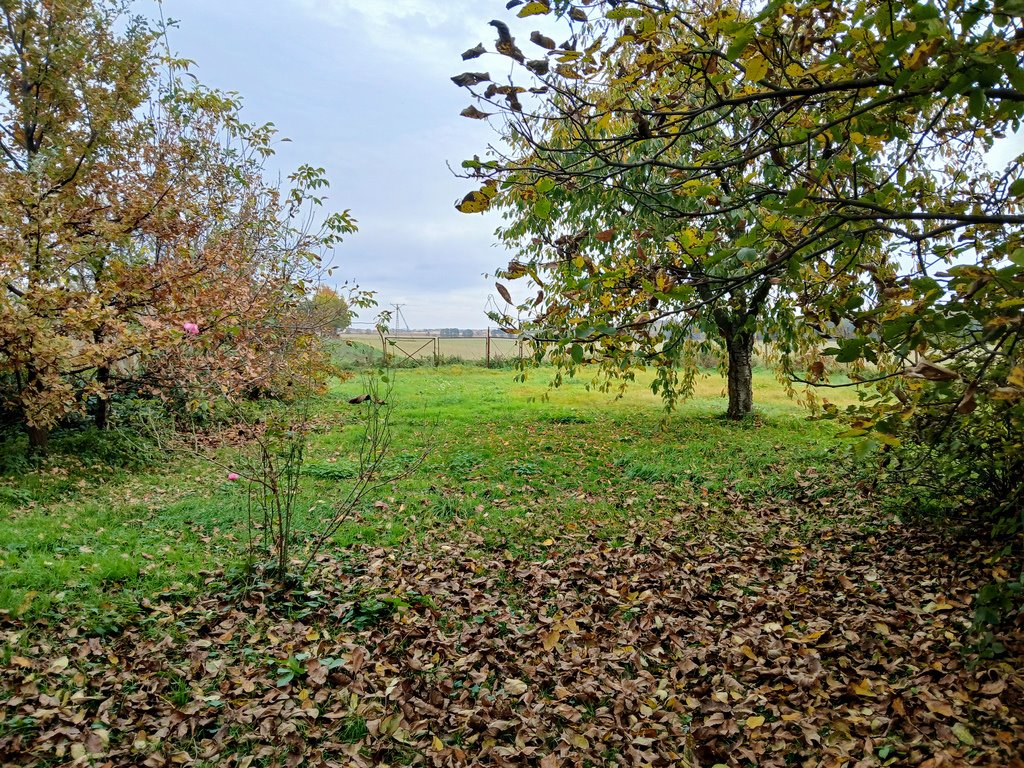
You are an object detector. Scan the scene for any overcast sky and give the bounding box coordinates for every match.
[162,0,530,330]
[159,2,1022,330]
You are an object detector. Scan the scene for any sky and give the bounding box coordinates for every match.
[158,1,1022,330]
[161,0,532,330]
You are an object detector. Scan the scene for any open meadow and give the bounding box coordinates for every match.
[3,1,1022,766]
[2,366,1022,767]
[336,334,529,365]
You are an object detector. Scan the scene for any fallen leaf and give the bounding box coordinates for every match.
[504,678,529,696]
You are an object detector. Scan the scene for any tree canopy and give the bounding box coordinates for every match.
[454,0,1023,511]
[0,0,361,450]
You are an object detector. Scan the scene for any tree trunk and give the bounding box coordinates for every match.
[93,365,110,429]
[27,423,49,455]
[725,331,755,419]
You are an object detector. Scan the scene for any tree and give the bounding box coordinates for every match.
[299,286,353,337]
[0,0,360,451]
[0,0,159,449]
[454,0,1023,464]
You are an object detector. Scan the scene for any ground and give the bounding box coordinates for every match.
[1,367,1022,767]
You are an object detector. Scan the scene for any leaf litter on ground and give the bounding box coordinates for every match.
[3,495,1023,767]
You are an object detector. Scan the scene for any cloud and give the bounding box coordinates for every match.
[288,0,487,72]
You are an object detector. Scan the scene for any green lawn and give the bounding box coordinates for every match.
[0,365,857,625]
[3,366,1022,768]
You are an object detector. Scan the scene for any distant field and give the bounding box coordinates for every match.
[337,333,524,362]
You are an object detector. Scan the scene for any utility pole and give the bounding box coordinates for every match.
[391,303,408,334]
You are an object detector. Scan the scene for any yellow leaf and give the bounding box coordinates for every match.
[993,386,1023,401]
[1008,366,1024,388]
[432,735,444,751]
[850,132,865,144]
[785,63,804,77]
[456,190,491,214]
[746,715,766,728]
[542,629,561,651]
[541,538,555,547]
[518,1,551,17]
[48,656,70,673]
[16,590,38,616]
[851,679,877,697]
[781,712,802,722]
[745,57,769,82]
[739,645,758,661]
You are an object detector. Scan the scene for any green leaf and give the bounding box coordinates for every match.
[725,27,755,60]
[1010,248,1024,266]
[535,196,553,220]
[607,7,644,20]
[1009,179,1024,198]
[968,88,985,118]
[536,177,556,193]
[836,338,867,363]
[571,344,584,364]
[952,722,975,746]
[785,187,808,205]
[736,247,758,261]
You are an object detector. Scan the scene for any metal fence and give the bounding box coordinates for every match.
[359,332,526,367]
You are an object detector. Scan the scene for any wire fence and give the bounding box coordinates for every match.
[336,332,526,367]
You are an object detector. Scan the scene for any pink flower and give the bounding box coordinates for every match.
[182,322,200,335]
[227,472,240,481]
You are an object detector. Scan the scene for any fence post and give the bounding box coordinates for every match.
[486,328,491,368]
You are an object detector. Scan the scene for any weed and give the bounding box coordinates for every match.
[337,715,368,743]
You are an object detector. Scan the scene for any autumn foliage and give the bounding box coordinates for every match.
[455,0,1024,520]
[0,0,359,451]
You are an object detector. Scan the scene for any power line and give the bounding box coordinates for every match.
[392,303,408,334]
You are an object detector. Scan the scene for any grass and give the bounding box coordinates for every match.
[0,364,861,628]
